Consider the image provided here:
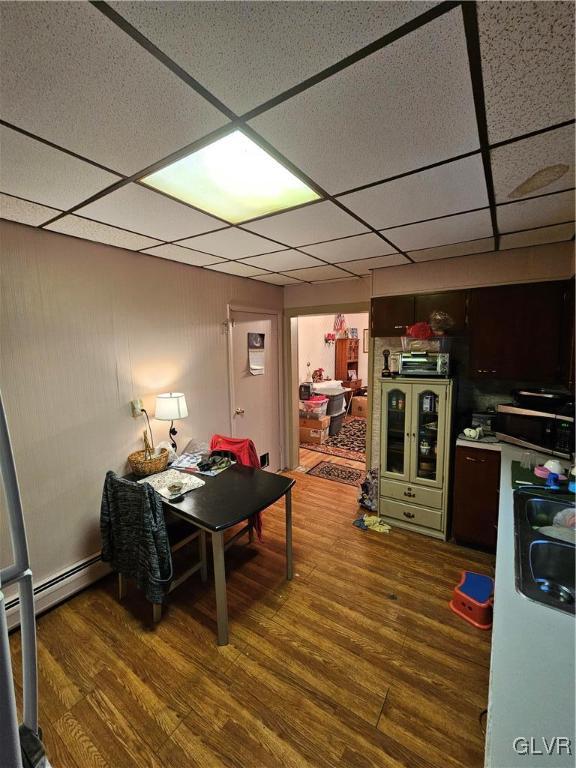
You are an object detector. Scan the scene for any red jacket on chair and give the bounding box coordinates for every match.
[209,435,263,538]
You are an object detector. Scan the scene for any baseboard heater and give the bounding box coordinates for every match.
[5,553,110,631]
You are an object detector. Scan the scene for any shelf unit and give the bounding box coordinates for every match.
[335,338,362,390]
[379,378,453,540]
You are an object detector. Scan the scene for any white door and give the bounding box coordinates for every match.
[229,309,282,472]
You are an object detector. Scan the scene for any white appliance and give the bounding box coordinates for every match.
[0,389,50,767]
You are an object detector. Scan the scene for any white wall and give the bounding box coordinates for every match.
[297,312,369,384]
[0,221,283,595]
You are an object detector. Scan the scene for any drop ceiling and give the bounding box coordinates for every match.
[1,1,574,286]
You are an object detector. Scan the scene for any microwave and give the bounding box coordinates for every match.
[495,404,574,459]
[398,352,449,378]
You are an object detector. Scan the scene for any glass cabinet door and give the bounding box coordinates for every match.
[381,383,411,482]
[409,383,447,488]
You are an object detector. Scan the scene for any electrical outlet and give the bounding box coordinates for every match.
[130,399,144,418]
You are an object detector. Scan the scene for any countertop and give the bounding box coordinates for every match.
[483,443,575,768]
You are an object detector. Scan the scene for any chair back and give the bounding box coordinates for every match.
[209,435,260,468]
[100,472,172,602]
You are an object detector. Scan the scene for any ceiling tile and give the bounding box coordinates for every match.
[251,273,303,286]
[45,215,163,251]
[282,264,352,282]
[339,155,488,229]
[300,233,398,263]
[76,185,224,242]
[141,244,225,267]
[241,250,322,271]
[408,237,495,263]
[0,193,60,227]
[249,9,479,192]
[383,210,493,251]
[497,190,575,233]
[340,254,409,274]
[109,1,439,114]
[478,1,575,144]
[244,201,368,246]
[500,223,575,251]
[204,262,267,278]
[491,124,575,204]
[0,126,120,210]
[0,2,227,175]
[177,227,284,258]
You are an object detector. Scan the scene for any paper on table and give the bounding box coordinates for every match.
[138,469,205,498]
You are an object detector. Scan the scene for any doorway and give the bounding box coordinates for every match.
[228,307,283,472]
[294,310,370,485]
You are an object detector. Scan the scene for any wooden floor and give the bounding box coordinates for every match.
[9,464,494,768]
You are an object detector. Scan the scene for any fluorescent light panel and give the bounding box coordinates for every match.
[141,130,321,223]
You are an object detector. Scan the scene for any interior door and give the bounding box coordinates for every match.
[409,382,447,489]
[230,309,281,472]
[380,381,412,482]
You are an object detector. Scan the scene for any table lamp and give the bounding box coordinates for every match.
[155,392,188,452]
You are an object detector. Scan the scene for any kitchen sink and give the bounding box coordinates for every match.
[514,490,575,615]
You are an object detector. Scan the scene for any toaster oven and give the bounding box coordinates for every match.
[398,352,450,378]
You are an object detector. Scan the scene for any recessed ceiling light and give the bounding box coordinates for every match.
[508,164,570,199]
[140,130,321,223]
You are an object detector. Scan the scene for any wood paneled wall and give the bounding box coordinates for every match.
[0,221,282,587]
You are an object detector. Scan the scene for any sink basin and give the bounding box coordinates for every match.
[525,498,572,528]
[529,540,575,606]
[514,490,575,615]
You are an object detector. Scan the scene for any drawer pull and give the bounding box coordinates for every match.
[403,490,415,498]
[403,511,415,519]
[465,457,486,463]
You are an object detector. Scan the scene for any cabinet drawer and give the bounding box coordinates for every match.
[380,478,443,510]
[380,497,443,531]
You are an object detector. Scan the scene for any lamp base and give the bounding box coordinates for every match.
[169,422,178,452]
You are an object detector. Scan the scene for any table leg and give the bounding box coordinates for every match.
[286,487,293,581]
[199,530,208,583]
[211,531,229,646]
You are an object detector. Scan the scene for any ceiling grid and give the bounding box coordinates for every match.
[0,0,573,284]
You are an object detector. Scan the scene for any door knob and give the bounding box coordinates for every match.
[235,408,245,415]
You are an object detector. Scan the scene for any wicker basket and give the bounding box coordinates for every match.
[128,448,169,477]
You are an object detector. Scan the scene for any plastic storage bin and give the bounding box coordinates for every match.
[299,396,328,418]
[329,409,346,436]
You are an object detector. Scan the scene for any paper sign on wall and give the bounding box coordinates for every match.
[248,333,265,375]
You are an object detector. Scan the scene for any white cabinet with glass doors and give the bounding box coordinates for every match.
[379,379,453,539]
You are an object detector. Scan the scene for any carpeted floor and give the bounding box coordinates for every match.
[307,460,364,486]
[300,417,366,461]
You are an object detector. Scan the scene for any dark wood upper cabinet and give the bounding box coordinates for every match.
[468,281,566,382]
[371,295,414,337]
[452,446,501,551]
[414,291,467,333]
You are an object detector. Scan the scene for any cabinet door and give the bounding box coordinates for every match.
[371,296,414,337]
[414,291,467,333]
[381,382,412,482]
[452,446,501,550]
[468,282,564,381]
[409,383,447,488]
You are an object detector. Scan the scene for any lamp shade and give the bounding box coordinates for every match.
[155,392,188,421]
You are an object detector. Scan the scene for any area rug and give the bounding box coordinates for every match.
[300,417,366,461]
[307,460,363,487]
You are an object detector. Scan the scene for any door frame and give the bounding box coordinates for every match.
[283,301,370,470]
[226,303,285,470]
